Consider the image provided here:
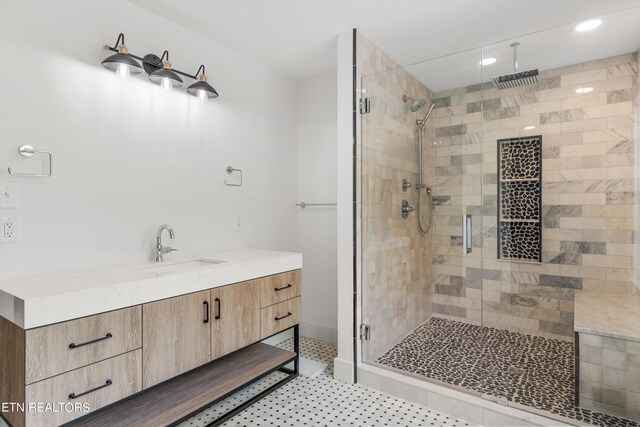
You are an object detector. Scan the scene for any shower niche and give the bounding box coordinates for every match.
[497,136,542,262]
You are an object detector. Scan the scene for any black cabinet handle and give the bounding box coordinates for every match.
[274,312,292,321]
[215,297,221,320]
[69,333,113,349]
[69,379,112,399]
[274,284,293,292]
[203,301,209,324]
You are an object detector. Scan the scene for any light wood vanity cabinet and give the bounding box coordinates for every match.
[259,269,301,339]
[261,297,301,339]
[0,307,143,427]
[259,269,301,307]
[0,269,301,427]
[25,306,142,384]
[25,350,142,427]
[210,280,261,360]
[142,290,211,388]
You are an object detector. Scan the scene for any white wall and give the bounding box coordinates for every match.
[296,70,338,345]
[334,30,355,383]
[0,0,298,278]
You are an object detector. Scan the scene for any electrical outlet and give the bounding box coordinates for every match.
[0,217,19,243]
[0,181,17,208]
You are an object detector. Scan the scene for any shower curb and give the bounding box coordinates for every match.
[358,363,575,426]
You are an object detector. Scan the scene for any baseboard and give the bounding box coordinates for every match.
[262,328,294,346]
[333,357,354,383]
[358,363,573,426]
[300,320,337,346]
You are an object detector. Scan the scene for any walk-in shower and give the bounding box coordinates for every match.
[358,8,640,427]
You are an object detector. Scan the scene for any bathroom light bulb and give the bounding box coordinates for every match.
[160,77,172,91]
[116,62,130,79]
[524,125,536,130]
[480,57,496,66]
[197,89,207,102]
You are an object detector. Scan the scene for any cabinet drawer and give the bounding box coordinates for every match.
[25,306,142,384]
[260,297,301,339]
[259,270,301,308]
[25,349,142,427]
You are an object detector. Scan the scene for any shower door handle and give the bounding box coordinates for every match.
[462,214,472,254]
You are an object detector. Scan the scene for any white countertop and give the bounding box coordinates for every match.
[574,288,640,342]
[0,249,302,329]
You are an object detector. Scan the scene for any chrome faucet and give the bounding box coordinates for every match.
[155,224,177,262]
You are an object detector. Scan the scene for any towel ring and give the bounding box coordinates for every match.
[8,145,53,178]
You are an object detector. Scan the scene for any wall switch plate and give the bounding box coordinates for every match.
[0,181,17,208]
[0,217,19,243]
[234,214,244,231]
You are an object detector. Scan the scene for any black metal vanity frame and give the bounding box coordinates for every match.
[63,324,300,427]
[182,324,300,427]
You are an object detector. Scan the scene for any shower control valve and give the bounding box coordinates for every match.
[401,200,415,219]
[402,179,412,192]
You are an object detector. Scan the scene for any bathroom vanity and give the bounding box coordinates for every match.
[0,249,302,427]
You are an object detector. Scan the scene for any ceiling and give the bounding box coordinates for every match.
[132,0,640,90]
[404,7,640,91]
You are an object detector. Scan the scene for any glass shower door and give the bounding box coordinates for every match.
[358,71,434,364]
[359,47,485,367]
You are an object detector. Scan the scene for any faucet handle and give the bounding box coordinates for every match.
[160,246,178,254]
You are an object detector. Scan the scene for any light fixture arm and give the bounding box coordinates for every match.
[104,32,125,51]
[159,50,170,63]
[194,65,206,78]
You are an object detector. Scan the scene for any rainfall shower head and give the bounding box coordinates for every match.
[403,95,427,112]
[491,42,538,90]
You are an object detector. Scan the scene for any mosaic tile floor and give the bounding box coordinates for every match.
[178,337,471,427]
[376,317,640,427]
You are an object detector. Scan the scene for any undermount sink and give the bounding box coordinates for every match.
[141,258,225,275]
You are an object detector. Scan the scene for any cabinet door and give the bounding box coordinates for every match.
[142,291,211,388]
[210,280,261,360]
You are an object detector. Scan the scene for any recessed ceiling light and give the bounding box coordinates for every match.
[575,19,602,32]
[524,125,536,130]
[480,57,496,66]
[575,87,593,94]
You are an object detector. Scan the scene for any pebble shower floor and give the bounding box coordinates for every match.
[178,337,471,427]
[377,317,640,427]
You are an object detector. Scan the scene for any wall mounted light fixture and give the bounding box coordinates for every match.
[148,50,183,90]
[102,33,219,100]
[186,65,219,101]
[101,33,143,78]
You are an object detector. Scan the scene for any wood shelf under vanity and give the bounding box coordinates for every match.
[67,343,297,427]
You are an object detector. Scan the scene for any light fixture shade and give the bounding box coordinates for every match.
[149,67,184,88]
[186,80,219,99]
[101,52,143,74]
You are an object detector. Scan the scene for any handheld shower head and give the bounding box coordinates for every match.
[403,95,427,112]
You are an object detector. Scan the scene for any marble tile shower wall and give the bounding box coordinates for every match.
[357,31,434,361]
[431,52,638,340]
